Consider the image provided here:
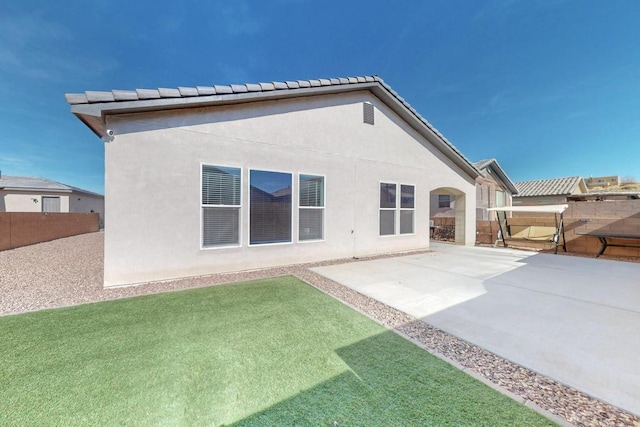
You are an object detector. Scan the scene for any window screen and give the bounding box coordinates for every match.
[202,165,241,247]
[400,184,415,234]
[380,183,396,235]
[299,174,324,241]
[380,183,414,235]
[250,170,292,245]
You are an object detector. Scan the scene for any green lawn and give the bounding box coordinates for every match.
[1,276,556,426]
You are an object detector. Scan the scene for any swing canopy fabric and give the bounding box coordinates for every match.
[488,204,568,254]
[487,204,568,214]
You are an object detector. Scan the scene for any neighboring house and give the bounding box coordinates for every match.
[430,158,518,220]
[585,175,620,189]
[0,174,104,223]
[473,158,518,220]
[67,75,480,287]
[513,176,587,206]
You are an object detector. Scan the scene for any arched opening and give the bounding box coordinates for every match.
[430,187,467,244]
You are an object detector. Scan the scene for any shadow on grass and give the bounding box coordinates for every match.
[231,329,556,427]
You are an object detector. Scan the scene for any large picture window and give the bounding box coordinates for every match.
[379,183,396,236]
[299,174,325,241]
[202,165,241,248]
[250,170,292,245]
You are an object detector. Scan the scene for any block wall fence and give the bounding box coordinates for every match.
[474,200,640,258]
[0,212,99,251]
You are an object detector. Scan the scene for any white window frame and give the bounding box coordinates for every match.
[379,182,415,236]
[248,168,294,247]
[298,172,326,243]
[379,181,397,237]
[399,183,415,235]
[200,163,243,250]
[42,196,61,213]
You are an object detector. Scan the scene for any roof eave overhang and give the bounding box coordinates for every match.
[486,163,518,194]
[71,81,480,180]
[71,83,383,137]
[1,187,72,193]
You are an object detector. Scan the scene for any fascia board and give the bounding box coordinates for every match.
[70,83,380,137]
[72,80,479,180]
[2,187,72,193]
[487,163,519,195]
[368,86,480,180]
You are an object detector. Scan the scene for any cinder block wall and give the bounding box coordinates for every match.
[565,200,640,257]
[0,213,99,251]
[476,200,640,258]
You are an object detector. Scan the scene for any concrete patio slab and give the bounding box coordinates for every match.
[312,243,640,416]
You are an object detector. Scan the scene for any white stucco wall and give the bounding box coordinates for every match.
[0,191,70,212]
[103,91,476,286]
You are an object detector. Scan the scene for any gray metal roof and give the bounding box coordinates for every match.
[0,175,103,197]
[514,176,585,198]
[66,75,480,180]
[473,158,518,194]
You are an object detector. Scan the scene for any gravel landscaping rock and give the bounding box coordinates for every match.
[1,232,638,427]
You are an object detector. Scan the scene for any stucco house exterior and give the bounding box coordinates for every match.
[0,175,104,224]
[473,158,518,220]
[584,175,620,189]
[513,176,587,206]
[67,76,480,287]
[430,158,517,220]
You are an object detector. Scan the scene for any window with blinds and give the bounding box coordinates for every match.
[202,165,241,248]
[299,174,325,241]
[250,170,292,245]
[438,194,451,208]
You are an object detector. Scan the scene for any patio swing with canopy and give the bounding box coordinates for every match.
[487,204,568,254]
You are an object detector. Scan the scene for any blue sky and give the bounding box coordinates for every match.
[1,0,639,194]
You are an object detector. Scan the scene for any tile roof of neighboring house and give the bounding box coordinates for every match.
[0,175,103,197]
[472,158,518,194]
[66,75,480,180]
[513,176,585,197]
